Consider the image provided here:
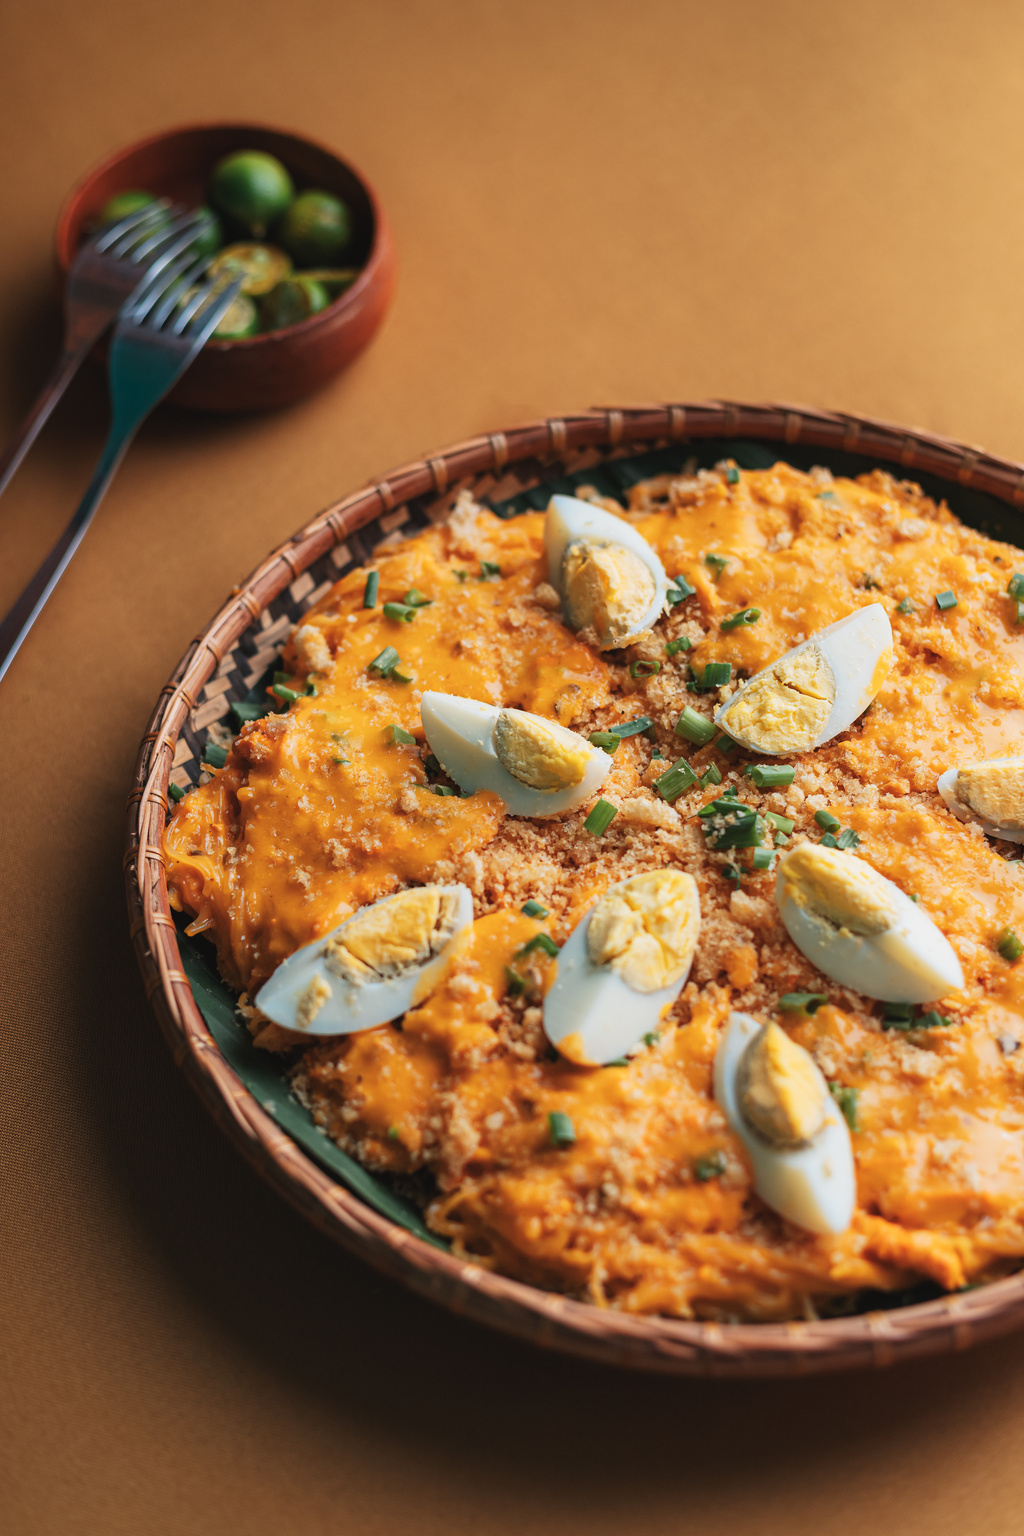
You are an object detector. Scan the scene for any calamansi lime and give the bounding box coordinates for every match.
[276,190,352,267]
[189,205,224,261]
[96,190,160,226]
[208,243,292,296]
[259,276,330,331]
[298,268,360,300]
[176,283,260,340]
[208,151,294,237]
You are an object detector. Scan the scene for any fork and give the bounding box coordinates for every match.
[0,259,243,683]
[0,203,210,501]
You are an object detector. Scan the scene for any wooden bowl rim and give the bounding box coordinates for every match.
[54,118,391,351]
[125,400,1024,1376]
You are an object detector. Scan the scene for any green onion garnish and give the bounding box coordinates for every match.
[702,801,766,850]
[704,553,729,580]
[519,932,560,958]
[454,569,468,582]
[814,809,841,832]
[548,1111,576,1148]
[997,927,1024,962]
[1014,601,1024,624]
[521,900,549,918]
[665,636,692,656]
[629,659,661,678]
[605,1057,630,1067]
[305,680,317,697]
[675,706,716,746]
[425,753,441,773]
[917,1010,953,1029]
[504,966,528,997]
[829,1083,859,1131]
[369,646,401,676]
[1008,573,1024,599]
[387,1125,401,1141]
[655,759,698,802]
[745,763,795,788]
[203,742,228,769]
[694,1151,725,1181]
[935,590,958,611]
[642,1031,660,1047]
[696,661,731,690]
[701,762,722,787]
[383,601,417,623]
[589,731,622,754]
[390,669,414,684]
[273,669,291,686]
[230,701,263,726]
[725,465,740,485]
[836,827,861,850]
[721,608,761,631]
[881,1003,915,1030]
[432,785,459,796]
[609,716,653,738]
[271,683,299,703]
[479,559,501,580]
[751,847,774,870]
[766,811,794,834]
[584,798,619,835]
[168,782,186,802]
[362,570,379,607]
[389,723,416,745]
[896,596,914,615]
[819,832,839,847]
[779,993,828,1014]
[404,587,432,606]
[722,863,743,887]
[668,577,696,604]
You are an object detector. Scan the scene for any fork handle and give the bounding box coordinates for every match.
[0,412,140,684]
[0,316,110,502]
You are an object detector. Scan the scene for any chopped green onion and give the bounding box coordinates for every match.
[997,927,1024,962]
[629,659,661,678]
[668,577,696,604]
[1008,572,1024,599]
[425,753,441,774]
[724,465,740,485]
[521,900,549,918]
[548,1111,576,1148]
[655,758,698,802]
[271,683,300,703]
[504,965,528,997]
[389,723,416,745]
[390,669,414,684]
[722,863,743,888]
[896,596,915,615]
[881,1003,915,1030]
[779,993,828,1014]
[304,681,317,696]
[675,706,716,746]
[387,1125,401,1141]
[606,1057,630,1068]
[609,716,653,738]
[642,1031,661,1047]
[369,646,401,676]
[273,669,291,686]
[751,847,774,870]
[814,809,841,832]
[694,1151,725,1181]
[362,570,379,607]
[909,893,920,903]
[168,782,186,803]
[432,785,459,796]
[696,661,732,690]
[721,608,761,631]
[230,700,263,726]
[454,569,468,582]
[766,811,795,834]
[745,763,795,788]
[203,742,228,769]
[935,590,958,611]
[404,587,432,607]
[332,756,348,765]
[479,559,501,580]
[665,636,693,656]
[383,601,417,623]
[704,803,766,850]
[589,731,622,754]
[519,932,560,958]
[701,762,722,787]
[1014,601,1024,624]
[917,1010,953,1029]
[819,832,839,848]
[704,553,729,580]
[829,1083,859,1131]
[836,827,861,850]
[584,798,619,835]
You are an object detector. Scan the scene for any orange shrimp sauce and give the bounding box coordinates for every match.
[168,465,1024,1321]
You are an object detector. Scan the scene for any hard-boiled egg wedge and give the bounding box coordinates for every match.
[937,757,1024,843]
[255,885,473,1036]
[420,691,611,816]
[544,869,700,1064]
[775,842,963,1003]
[714,604,892,754]
[714,1013,856,1236]
[545,494,671,649]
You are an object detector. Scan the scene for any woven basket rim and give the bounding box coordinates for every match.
[125,399,1024,1377]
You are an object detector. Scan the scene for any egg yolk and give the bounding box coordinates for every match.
[956,758,1024,832]
[722,644,835,752]
[492,709,591,790]
[737,1022,828,1148]
[324,887,461,983]
[562,540,655,646]
[585,869,700,992]
[779,842,898,935]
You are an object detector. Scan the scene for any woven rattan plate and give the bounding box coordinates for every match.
[127,401,1024,1377]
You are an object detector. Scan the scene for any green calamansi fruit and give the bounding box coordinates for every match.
[259,275,330,332]
[208,242,292,297]
[208,150,294,237]
[299,268,360,301]
[96,189,160,226]
[188,205,224,261]
[275,190,352,267]
[210,292,259,340]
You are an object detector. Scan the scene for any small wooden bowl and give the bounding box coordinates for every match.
[56,122,395,412]
[127,402,1024,1375]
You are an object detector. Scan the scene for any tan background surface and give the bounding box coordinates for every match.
[3,1,1024,1531]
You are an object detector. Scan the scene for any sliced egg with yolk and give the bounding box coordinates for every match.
[544,869,700,1064]
[545,494,671,649]
[420,692,611,815]
[714,1012,856,1235]
[714,604,892,754]
[937,757,1024,843]
[775,842,963,1003]
[255,884,473,1035]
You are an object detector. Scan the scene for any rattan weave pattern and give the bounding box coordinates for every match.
[126,400,1024,1376]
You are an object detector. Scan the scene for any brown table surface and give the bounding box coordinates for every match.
[5,2,1024,1531]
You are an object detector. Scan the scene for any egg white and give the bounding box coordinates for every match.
[254,885,473,1036]
[714,1011,856,1236]
[419,692,611,816]
[545,494,671,647]
[715,603,892,754]
[937,761,1024,843]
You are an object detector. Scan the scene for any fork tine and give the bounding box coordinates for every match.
[178,275,244,344]
[128,209,204,263]
[105,203,185,259]
[171,272,224,333]
[145,257,216,329]
[127,254,208,323]
[92,199,173,252]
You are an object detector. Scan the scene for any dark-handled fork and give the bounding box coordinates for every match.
[0,260,243,684]
[0,203,210,501]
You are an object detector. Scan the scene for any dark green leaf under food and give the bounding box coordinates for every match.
[779,992,828,1014]
[168,782,186,802]
[202,743,229,769]
[548,1111,576,1148]
[230,700,263,726]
